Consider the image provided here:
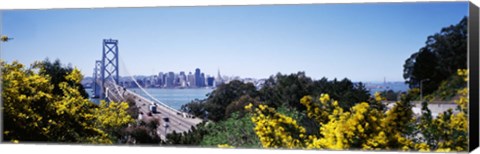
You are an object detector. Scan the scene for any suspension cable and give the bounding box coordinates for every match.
[108,75,125,100]
[119,58,182,114]
[99,79,121,102]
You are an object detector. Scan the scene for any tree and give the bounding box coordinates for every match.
[2,61,57,142]
[180,99,207,119]
[182,80,258,122]
[34,59,89,99]
[312,78,370,110]
[245,91,467,151]
[183,72,370,122]
[260,72,314,110]
[260,72,370,111]
[2,60,133,143]
[200,113,261,148]
[417,69,469,152]
[225,95,262,119]
[380,90,401,101]
[164,123,210,145]
[403,17,467,96]
[94,100,135,143]
[245,68,469,152]
[122,118,161,144]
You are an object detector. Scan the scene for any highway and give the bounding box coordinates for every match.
[383,101,460,118]
[105,83,203,140]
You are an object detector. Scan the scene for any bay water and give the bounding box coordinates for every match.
[86,88,213,110]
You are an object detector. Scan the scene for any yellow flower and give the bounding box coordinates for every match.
[218,144,235,148]
[320,94,330,104]
[374,92,384,102]
[436,148,451,152]
[244,103,253,110]
[259,105,267,111]
[333,101,338,106]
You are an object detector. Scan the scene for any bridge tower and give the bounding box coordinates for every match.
[101,39,119,99]
[92,60,102,98]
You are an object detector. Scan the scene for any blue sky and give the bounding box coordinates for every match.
[1,2,469,82]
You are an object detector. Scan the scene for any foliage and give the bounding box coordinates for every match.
[181,80,258,122]
[246,85,468,152]
[311,78,370,110]
[163,112,261,148]
[181,72,369,124]
[260,72,370,111]
[125,97,140,119]
[379,90,401,101]
[225,95,261,119]
[94,100,135,143]
[175,72,376,148]
[123,126,161,144]
[122,118,161,144]
[406,88,421,100]
[404,48,440,95]
[2,60,133,144]
[180,99,206,119]
[417,69,468,152]
[301,92,415,150]
[3,60,57,142]
[245,104,307,149]
[403,17,467,95]
[259,72,315,110]
[164,123,210,145]
[424,72,466,101]
[217,144,235,148]
[200,112,261,148]
[34,59,89,99]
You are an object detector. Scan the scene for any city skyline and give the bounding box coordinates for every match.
[83,67,252,88]
[1,2,469,82]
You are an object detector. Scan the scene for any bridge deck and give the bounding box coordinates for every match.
[106,84,203,140]
[383,101,460,117]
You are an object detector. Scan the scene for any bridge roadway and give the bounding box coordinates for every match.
[104,83,203,140]
[383,101,460,118]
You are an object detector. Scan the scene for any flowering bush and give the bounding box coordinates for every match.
[2,60,133,143]
[245,104,307,148]
[417,69,469,152]
[245,69,469,152]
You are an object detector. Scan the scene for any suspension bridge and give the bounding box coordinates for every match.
[91,39,203,140]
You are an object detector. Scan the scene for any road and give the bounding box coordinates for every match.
[105,83,203,140]
[383,101,460,118]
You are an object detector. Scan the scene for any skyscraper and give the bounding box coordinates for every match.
[179,71,187,87]
[166,72,175,88]
[207,76,215,87]
[216,69,224,86]
[200,73,206,87]
[158,72,164,87]
[152,75,158,87]
[179,71,186,80]
[187,72,195,87]
[195,68,201,87]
